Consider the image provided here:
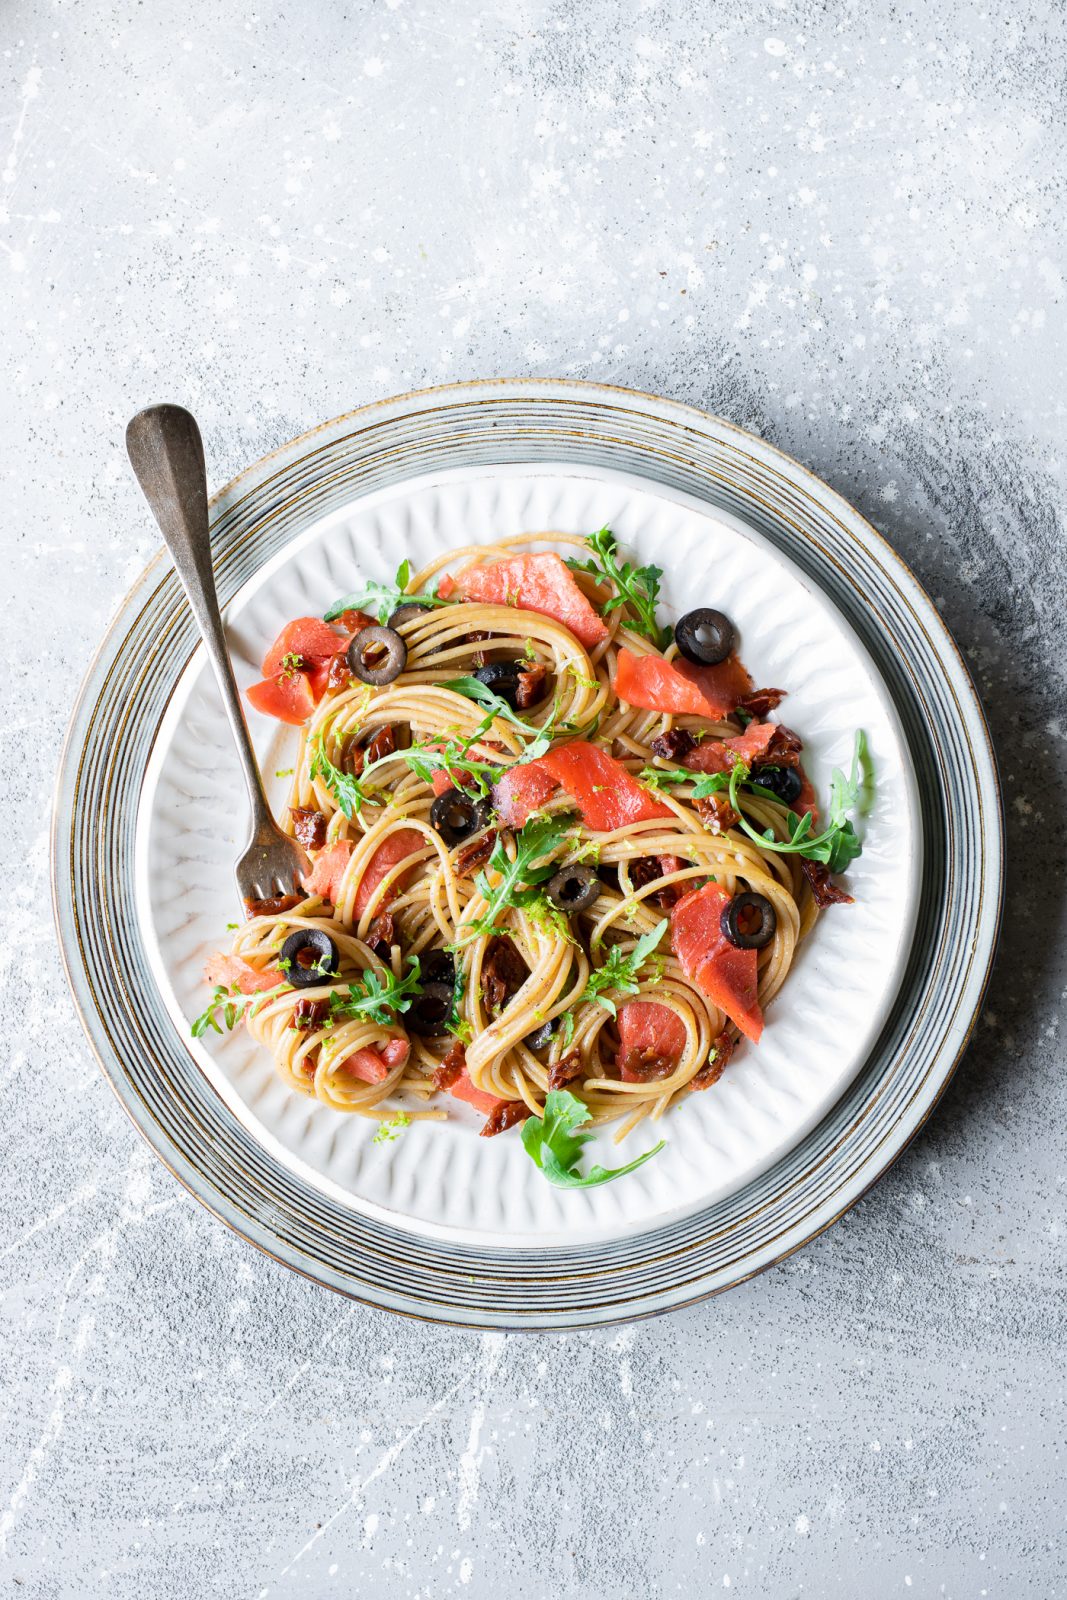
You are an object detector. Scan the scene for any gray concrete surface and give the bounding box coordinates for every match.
[3,0,1065,1595]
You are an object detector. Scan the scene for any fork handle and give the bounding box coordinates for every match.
[125,404,273,831]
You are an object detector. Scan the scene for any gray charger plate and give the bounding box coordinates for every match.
[52,379,1002,1329]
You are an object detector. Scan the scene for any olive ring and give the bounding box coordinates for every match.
[719,892,776,951]
[346,625,407,685]
[279,928,340,988]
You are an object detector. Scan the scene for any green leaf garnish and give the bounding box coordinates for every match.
[192,984,237,1036]
[638,765,735,799]
[566,526,671,649]
[726,731,871,875]
[404,739,506,800]
[372,1111,411,1145]
[464,812,576,941]
[578,919,669,1018]
[323,559,455,626]
[328,956,424,1027]
[441,676,598,754]
[308,736,370,819]
[441,675,532,732]
[191,983,278,1037]
[521,1089,665,1189]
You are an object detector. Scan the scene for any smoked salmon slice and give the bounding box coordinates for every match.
[262,617,345,678]
[353,829,424,919]
[302,839,354,903]
[203,953,285,995]
[670,883,763,1042]
[302,830,423,918]
[491,763,560,827]
[338,1037,410,1084]
[448,1068,510,1116]
[616,1000,688,1081]
[493,741,671,831]
[249,616,365,722]
[615,647,753,719]
[438,552,609,649]
[246,669,319,726]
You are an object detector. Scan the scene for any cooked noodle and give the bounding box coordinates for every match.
[207,533,824,1141]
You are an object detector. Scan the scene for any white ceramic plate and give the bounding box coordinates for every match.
[135,463,920,1245]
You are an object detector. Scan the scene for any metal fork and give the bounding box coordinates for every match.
[126,404,310,907]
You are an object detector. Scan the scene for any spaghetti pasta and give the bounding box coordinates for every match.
[196,530,864,1155]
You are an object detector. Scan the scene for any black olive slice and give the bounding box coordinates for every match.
[406,982,454,1036]
[720,892,776,951]
[750,765,803,806]
[421,949,456,987]
[279,928,340,987]
[472,660,522,710]
[524,1018,556,1052]
[346,625,407,685]
[388,601,433,631]
[430,788,489,847]
[545,863,600,914]
[674,608,735,666]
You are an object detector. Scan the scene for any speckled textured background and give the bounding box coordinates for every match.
[4,1,1065,1595]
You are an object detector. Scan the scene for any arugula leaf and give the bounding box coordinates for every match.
[323,559,455,626]
[441,675,532,732]
[726,731,871,876]
[521,1089,665,1189]
[566,526,672,649]
[578,919,669,1017]
[442,676,597,756]
[328,957,424,1026]
[404,739,505,800]
[308,736,372,819]
[465,812,575,940]
[192,985,237,1037]
[191,983,279,1038]
[639,766,734,799]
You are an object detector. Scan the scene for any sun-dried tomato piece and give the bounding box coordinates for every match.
[737,688,787,718]
[481,936,526,1015]
[336,609,375,633]
[338,736,366,778]
[432,1038,466,1093]
[629,856,664,892]
[616,1048,677,1082]
[364,725,397,764]
[326,653,351,692]
[455,830,496,877]
[290,807,328,851]
[243,893,302,919]
[366,911,396,956]
[515,662,549,710]
[763,725,804,763]
[694,793,740,835]
[799,857,854,907]
[479,1101,532,1137]
[291,998,329,1032]
[547,1050,585,1092]
[629,854,689,909]
[691,1030,735,1090]
[650,727,696,764]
